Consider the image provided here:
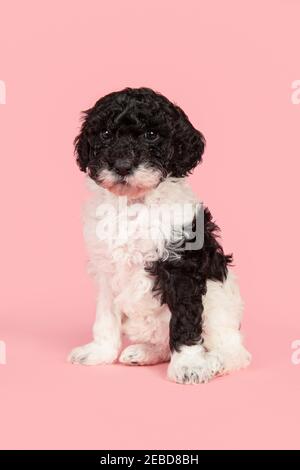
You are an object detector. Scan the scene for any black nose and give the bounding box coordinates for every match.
[114,160,132,176]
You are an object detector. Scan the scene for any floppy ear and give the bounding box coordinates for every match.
[169,107,206,177]
[74,110,93,172]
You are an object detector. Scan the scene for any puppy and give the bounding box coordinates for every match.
[68,87,251,384]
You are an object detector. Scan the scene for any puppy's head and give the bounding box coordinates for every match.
[74,87,205,198]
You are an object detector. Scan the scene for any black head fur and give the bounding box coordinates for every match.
[74,87,205,182]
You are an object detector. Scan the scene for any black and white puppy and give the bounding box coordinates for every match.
[68,87,251,384]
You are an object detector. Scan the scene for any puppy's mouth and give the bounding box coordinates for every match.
[102,178,144,198]
[96,166,163,198]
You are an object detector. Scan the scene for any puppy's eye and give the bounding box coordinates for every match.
[100,130,112,141]
[144,130,159,143]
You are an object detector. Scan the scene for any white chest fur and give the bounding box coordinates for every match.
[83,176,198,317]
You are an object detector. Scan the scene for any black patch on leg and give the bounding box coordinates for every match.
[147,207,232,352]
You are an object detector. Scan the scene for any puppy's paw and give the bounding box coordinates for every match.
[68,342,118,366]
[119,344,170,366]
[221,345,252,372]
[167,345,223,385]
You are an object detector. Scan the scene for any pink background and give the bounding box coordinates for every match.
[0,0,300,450]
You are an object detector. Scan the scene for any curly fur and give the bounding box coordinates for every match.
[147,208,233,351]
[74,87,205,180]
[69,87,251,384]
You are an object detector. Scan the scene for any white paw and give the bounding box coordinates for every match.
[221,345,252,372]
[167,345,223,384]
[119,344,170,366]
[68,342,118,365]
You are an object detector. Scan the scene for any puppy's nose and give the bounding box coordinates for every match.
[114,160,132,176]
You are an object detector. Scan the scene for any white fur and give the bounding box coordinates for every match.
[167,272,251,384]
[97,164,162,198]
[68,175,251,383]
[167,345,222,384]
[119,343,170,365]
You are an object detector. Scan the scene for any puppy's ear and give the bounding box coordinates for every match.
[169,107,205,177]
[74,111,92,172]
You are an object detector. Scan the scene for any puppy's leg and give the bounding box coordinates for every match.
[157,269,224,384]
[202,271,251,373]
[120,306,171,365]
[119,343,170,365]
[68,275,121,365]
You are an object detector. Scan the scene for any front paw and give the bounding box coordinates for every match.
[167,346,223,384]
[68,342,118,365]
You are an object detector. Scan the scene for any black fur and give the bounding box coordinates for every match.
[74,87,205,181]
[147,208,232,352]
